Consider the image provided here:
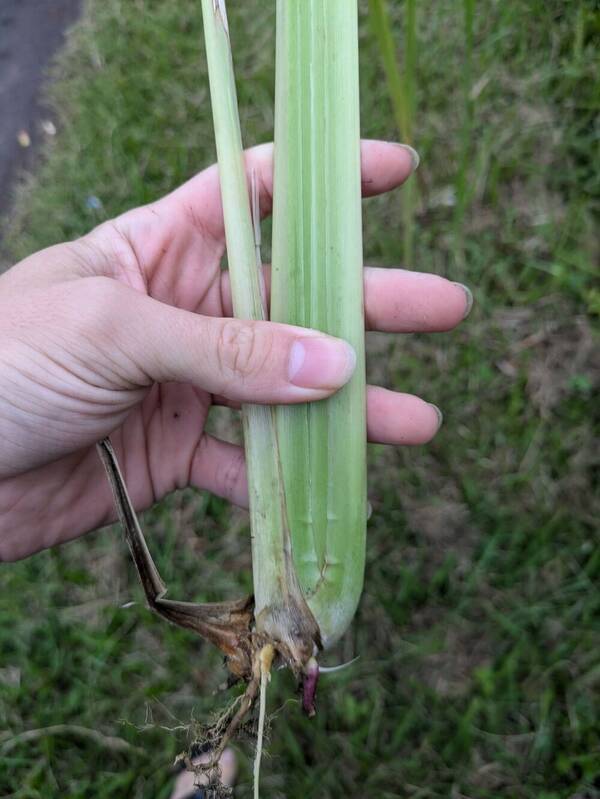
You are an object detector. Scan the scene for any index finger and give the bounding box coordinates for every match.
[162,139,419,242]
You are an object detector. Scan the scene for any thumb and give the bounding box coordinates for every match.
[114,283,357,404]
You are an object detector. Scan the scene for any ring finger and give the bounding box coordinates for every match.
[194,386,441,508]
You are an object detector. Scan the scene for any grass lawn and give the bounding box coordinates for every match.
[1,0,598,797]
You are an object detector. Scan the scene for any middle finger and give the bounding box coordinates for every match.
[220,266,471,333]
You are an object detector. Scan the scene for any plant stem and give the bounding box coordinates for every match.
[200,0,318,664]
[271,0,367,647]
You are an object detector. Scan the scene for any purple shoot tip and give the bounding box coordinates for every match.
[302,658,319,718]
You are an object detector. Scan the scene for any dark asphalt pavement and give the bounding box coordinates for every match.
[0,0,81,220]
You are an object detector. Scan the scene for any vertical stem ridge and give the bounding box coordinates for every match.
[271,1,366,646]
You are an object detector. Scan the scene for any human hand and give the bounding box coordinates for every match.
[0,141,471,561]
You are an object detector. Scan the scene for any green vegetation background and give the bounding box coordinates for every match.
[1,1,598,797]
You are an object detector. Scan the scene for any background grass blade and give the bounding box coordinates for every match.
[453,0,476,266]
[368,0,417,266]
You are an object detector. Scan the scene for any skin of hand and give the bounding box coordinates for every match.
[0,141,471,562]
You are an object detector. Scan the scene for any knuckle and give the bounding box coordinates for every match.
[216,320,270,382]
[85,275,122,305]
[71,277,124,337]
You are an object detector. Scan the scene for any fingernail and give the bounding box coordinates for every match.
[288,337,356,390]
[454,282,473,319]
[395,143,420,172]
[428,403,443,432]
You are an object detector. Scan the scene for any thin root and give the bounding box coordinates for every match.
[188,646,263,787]
[253,644,274,799]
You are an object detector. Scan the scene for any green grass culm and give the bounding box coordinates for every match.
[1,1,598,797]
